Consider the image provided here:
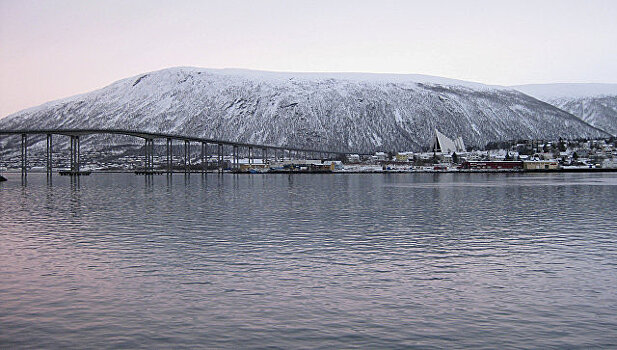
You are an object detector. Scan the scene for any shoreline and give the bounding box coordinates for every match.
[2,168,617,175]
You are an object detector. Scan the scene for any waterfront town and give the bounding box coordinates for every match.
[1,129,616,174]
[358,129,617,172]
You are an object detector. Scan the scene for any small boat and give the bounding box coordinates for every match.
[0,175,7,182]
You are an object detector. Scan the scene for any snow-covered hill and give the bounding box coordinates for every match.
[0,67,610,153]
[515,83,617,136]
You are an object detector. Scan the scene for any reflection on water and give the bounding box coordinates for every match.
[1,173,617,349]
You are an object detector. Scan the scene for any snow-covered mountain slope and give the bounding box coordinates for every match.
[514,84,617,136]
[545,97,617,137]
[0,67,610,153]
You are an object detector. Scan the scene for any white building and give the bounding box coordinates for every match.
[346,154,360,163]
[374,152,388,161]
[430,128,466,154]
[396,152,414,162]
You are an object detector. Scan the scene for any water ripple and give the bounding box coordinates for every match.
[1,172,616,349]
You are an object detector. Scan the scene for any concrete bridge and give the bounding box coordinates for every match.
[0,128,369,175]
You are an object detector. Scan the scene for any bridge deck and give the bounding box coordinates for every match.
[0,128,370,156]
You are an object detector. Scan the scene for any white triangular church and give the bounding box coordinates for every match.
[430,128,466,153]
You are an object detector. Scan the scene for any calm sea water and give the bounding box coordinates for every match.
[1,172,616,349]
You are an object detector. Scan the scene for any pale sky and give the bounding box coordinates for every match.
[1,0,616,118]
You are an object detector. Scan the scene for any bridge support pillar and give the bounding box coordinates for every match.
[233,145,238,171]
[166,138,172,173]
[262,148,267,166]
[21,134,27,176]
[248,146,253,166]
[184,140,190,173]
[200,142,206,173]
[217,143,223,173]
[150,139,154,171]
[144,139,148,171]
[143,138,154,173]
[69,135,80,173]
[46,134,52,175]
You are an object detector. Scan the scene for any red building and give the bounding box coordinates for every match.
[460,161,523,170]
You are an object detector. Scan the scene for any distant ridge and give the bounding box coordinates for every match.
[514,83,617,136]
[514,83,617,99]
